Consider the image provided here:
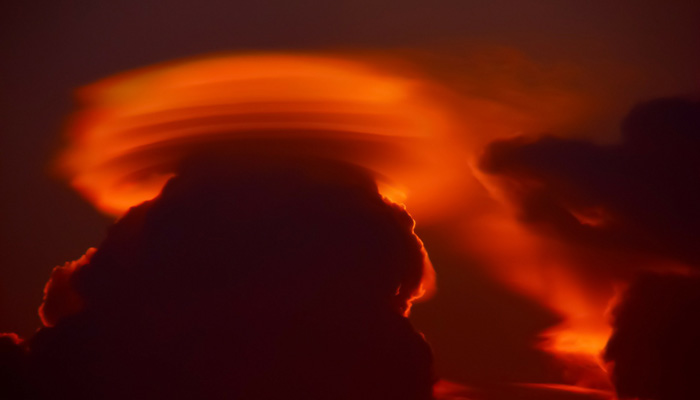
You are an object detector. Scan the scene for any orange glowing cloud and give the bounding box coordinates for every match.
[57,53,468,221]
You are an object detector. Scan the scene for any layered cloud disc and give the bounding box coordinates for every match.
[58,53,464,217]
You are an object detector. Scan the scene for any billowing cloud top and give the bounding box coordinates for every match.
[25,158,435,400]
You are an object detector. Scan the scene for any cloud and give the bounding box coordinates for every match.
[480,97,700,277]
[16,49,673,399]
[26,158,435,399]
[477,97,700,398]
[55,53,467,220]
[38,248,95,327]
[604,273,700,400]
[0,333,30,399]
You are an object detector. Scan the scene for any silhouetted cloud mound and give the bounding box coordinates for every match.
[23,158,434,400]
[0,334,31,399]
[604,274,700,400]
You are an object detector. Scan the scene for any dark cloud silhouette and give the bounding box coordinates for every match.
[0,334,31,399]
[9,157,434,399]
[480,97,700,276]
[604,274,700,400]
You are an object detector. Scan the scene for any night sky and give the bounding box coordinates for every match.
[2,2,699,399]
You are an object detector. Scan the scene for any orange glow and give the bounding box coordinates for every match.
[463,175,617,394]
[57,53,467,221]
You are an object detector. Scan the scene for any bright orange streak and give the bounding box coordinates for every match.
[518,383,613,398]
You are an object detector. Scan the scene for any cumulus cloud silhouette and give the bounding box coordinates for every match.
[13,158,435,400]
[604,274,700,400]
[0,334,30,399]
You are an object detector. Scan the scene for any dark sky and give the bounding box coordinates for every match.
[1,1,699,397]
